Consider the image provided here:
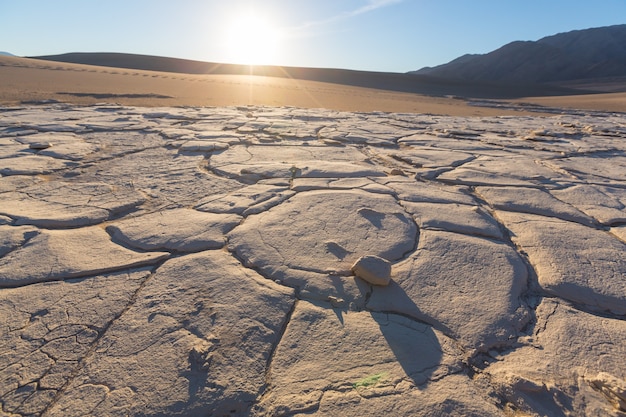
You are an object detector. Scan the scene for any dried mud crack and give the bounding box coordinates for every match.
[1,103,625,416]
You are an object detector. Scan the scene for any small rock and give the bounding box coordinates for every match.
[351,255,391,286]
[327,296,345,307]
[29,142,52,150]
[389,168,406,176]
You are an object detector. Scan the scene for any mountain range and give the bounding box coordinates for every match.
[412,24,626,85]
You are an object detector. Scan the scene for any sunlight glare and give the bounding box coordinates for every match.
[224,13,282,65]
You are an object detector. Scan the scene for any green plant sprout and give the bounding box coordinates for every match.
[352,372,388,389]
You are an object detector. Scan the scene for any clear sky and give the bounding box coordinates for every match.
[1,0,625,73]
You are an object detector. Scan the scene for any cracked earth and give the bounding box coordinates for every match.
[0,103,625,416]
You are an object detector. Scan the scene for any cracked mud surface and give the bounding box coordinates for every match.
[1,103,625,416]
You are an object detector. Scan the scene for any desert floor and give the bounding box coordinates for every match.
[1,57,625,416]
[3,55,626,116]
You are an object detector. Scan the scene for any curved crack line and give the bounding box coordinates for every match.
[253,298,299,409]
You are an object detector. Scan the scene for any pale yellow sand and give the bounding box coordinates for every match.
[512,92,626,114]
[2,55,625,115]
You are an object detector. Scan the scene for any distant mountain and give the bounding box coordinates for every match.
[0,51,15,56]
[412,25,626,84]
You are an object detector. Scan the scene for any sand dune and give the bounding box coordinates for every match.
[0,55,487,115]
[2,54,624,115]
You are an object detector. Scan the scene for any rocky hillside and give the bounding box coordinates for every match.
[412,25,626,84]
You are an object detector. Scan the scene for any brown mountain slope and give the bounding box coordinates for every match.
[413,24,626,87]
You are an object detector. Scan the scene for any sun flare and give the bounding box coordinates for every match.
[223,14,282,66]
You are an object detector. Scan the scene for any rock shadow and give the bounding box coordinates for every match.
[325,241,351,261]
[357,207,386,228]
[365,280,456,387]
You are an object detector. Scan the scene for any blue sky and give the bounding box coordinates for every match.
[1,0,625,72]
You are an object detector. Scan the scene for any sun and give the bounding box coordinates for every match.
[223,13,282,66]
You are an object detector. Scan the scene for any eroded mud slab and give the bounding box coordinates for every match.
[497,211,626,315]
[228,189,418,276]
[551,184,626,225]
[106,208,241,252]
[367,230,529,352]
[209,145,386,182]
[0,155,75,175]
[477,185,595,226]
[1,104,625,416]
[484,299,626,417]
[0,227,169,287]
[0,182,144,227]
[252,300,479,416]
[402,202,504,239]
[0,269,152,416]
[195,183,294,216]
[437,154,570,187]
[45,251,294,417]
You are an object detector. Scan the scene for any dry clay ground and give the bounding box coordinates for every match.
[0,103,625,416]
